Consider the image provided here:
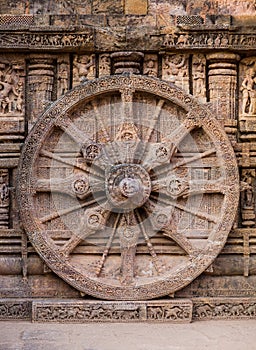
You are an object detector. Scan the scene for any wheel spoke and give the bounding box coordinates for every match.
[119,212,140,285]
[142,116,197,171]
[165,116,197,148]
[95,213,121,276]
[40,197,105,224]
[135,210,164,274]
[150,195,218,224]
[91,101,119,164]
[60,206,110,256]
[34,174,100,200]
[56,116,92,146]
[172,148,216,170]
[162,228,195,255]
[40,149,103,179]
[152,178,227,198]
[144,99,165,143]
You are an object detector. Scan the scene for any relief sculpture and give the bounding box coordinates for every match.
[239,57,256,140]
[0,62,24,116]
[162,54,189,92]
[0,1,255,323]
[17,75,239,301]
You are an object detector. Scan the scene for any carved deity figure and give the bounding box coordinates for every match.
[240,67,256,115]
[0,63,24,115]
[192,55,206,100]
[99,54,111,77]
[73,55,95,84]
[143,55,158,77]
[58,62,69,96]
[0,74,19,114]
[241,171,255,209]
[162,54,189,91]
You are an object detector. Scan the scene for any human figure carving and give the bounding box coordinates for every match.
[240,67,256,115]
[74,55,94,83]
[0,74,19,113]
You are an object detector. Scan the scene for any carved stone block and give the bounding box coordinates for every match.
[239,57,256,140]
[73,54,96,86]
[32,299,192,323]
[143,54,158,77]
[162,54,189,92]
[124,0,148,15]
[192,54,206,102]
[0,299,31,320]
[193,298,256,321]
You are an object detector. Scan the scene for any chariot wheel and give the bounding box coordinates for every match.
[18,75,239,300]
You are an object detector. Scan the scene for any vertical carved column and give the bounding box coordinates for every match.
[207,53,240,121]
[110,52,144,75]
[0,169,9,229]
[27,55,56,129]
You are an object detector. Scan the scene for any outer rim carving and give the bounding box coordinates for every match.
[17,75,240,300]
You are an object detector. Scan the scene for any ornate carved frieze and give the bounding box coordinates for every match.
[0,299,31,320]
[0,31,94,50]
[162,32,256,50]
[32,299,193,323]
[193,298,256,321]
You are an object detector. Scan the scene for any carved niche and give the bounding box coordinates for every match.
[17,75,239,301]
[239,57,256,140]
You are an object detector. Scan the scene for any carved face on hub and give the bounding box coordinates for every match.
[105,164,151,212]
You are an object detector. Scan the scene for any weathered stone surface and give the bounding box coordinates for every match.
[124,0,148,15]
[0,0,255,323]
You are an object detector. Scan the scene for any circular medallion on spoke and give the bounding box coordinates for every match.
[17,75,239,300]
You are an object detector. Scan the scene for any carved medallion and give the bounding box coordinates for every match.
[17,75,239,300]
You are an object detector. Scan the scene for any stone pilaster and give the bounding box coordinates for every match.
[27,55,56,130]
[207,53,240,140]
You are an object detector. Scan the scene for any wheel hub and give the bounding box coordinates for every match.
[105,164,151,212]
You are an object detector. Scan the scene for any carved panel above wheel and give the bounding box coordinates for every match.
[17,75,239,300]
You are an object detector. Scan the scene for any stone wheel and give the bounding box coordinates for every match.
[18,75,239,300]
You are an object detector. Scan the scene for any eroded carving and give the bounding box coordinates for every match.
[73,54,96,85]
[193,298,256,320]
[32,300,192,323]
[162,54,189,92]
[192,54,206,102]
